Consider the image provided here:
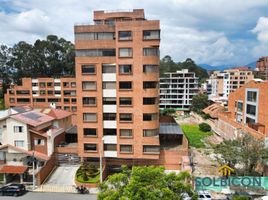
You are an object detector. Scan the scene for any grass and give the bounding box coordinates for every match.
[76,173,100,183]
[0,98,5,110]
[181,124,213,148]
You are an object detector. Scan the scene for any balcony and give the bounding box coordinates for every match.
[103,89,116,97]
[103,120,117,128]
[103,105,117,113]
[104,151,117,158]
[103,136,117,144]
[102,73,116,82]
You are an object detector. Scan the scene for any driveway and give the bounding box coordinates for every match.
[44,166,79,186]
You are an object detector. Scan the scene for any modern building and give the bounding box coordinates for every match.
[216,79,268,140]
[159,69,199,111]
[0,106,73,183]
[256,56,268,80]
[4,77,77,123]
[75,9,161,166]
[208,67,254,103]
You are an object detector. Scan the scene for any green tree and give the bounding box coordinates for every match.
[199,123,211,132]
[160,108,176,116]
[0,45,12,97]
[190,94,209,114]
[98,165,196,200]
[213,134,268,176]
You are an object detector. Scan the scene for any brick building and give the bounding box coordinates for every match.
[216,79,268,140]
[256,56,268,80]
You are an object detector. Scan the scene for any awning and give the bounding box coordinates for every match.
[159,123,183,135]
[0,165,28,174]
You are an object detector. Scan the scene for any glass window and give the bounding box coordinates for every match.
[102,64,116,73]
[143,81,158,89]
[247,91,257,102]
[143,113,158,121]
[39,82,46,88]
[14,126,23,133]
[143,30,160,40]
[143,97,157,105]
[82,65,96,74]
[120,129,133,137]
[103,113,116,121]
[47,82,53,87]
[119,48,132,57]
[119,97,132,106]
[83,113,97,122]
[76,49,116,57]
[143,65,158,73]
[14,140,24,147]
[104,144,117,151]
[143,145,160,153]
[119,81,132,90]
[119,31,132,40]
[246,104,256,116]
[103,97,116,105]
[34,139,45,145]
[143,48,159,56]
[82,81,96,90]
[120,145,133,153]
[119,65,132,74]
[75,32,115,40]
[84,144,97,152]
[143,129,158,137]
[103,129,116,136]
[83,97,96,106]
[237,102,243,112]
[83,128,97,136]
[102,82,116,89]
[120,113,132,122]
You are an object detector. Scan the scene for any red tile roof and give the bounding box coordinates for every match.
[40,108,72,119]
[0,165,28,174]
[11,111,54,127]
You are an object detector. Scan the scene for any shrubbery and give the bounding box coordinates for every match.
[199,123,211,132]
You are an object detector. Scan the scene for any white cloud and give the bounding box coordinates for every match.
[252,17,268,43]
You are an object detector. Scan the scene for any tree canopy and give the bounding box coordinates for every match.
[213,134,268,176]
[160,56,209,84]
[190,94,209,114]
[0,35,75,97]
[98,165,197,200]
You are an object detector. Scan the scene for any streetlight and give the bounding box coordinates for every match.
[32,151,35,190]
[100,137,104,183]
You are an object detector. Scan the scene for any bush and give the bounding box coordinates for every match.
[199,123,211,132]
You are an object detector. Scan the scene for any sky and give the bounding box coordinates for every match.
[0,0,268,66]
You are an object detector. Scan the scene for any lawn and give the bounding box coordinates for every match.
[181,124,212,148]
[0,98,5,110]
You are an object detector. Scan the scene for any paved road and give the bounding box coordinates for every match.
[45,166,79,185]
[0,192,97,200]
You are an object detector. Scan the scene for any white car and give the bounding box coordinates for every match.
[198,191,212,200]
[180,192,192,200]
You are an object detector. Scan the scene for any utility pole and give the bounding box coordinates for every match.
[100,138,104,183]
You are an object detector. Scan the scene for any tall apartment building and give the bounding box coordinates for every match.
[74,10,161,165]
[256,56,268,80]
[159,69,199,111]
[217,79,268,140]
[208,67,254,102]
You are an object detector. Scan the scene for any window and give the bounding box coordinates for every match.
[103,97,116,105]
[84,144,97,152]
[104,144,116,151]
[48,98,60,102]
[16,90,30,95]
[119,81,132,90]
[143,113,158,121]
[247,91,257,102]
[32,83,38,86]
[119,65,132,74]
[63,82,69,87]
[120,145,133,153]
[83,113,97,122]
[9,98,15,103]
[47,82,53,87]
[102,64,116,73]
[71,82,76,88]
[237,102,243,112]
[120,113,132,122]
[14,140,24,147]
[143,145,160,154]
[71,98,76,103]
[83,97,96,106]
[119,48,132,57]
[143,81,158,89]
[64,98,70,103]
[119,97,132,106]
[33,98,46,102]
[143,48,159,56]
[83,128,97,137]
[76,49,116,57]
[54,91,61,95]
[103,129,116,136]
[34,139,45,145]
[75,32,115,40]
[246,117,255,124]
[39,82,46,88]
[102,82,116,89]
[17,98,30,103]
[14,126,23,133]
[82,65,96,74]
[64,106,70,111]
[119,31,132,40]
[143,65,158,73]
[63,90,76,96]
[54,82,61,86]
[143,30,160,40]
[143,97,157,105]
[103,113,116,121]
[120,129,133,138]
[47,90,53,95]
[72,106,77,112]
[143,129,158,137]
[82,81,96,90]
[246,104,256,116]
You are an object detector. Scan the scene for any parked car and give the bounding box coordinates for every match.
[180,192,192,200]
[0,183,26,197]
[198,191,212,200]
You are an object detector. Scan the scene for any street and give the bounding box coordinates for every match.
[0,192,97,200]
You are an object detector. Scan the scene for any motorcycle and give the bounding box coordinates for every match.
[75,186,89,194]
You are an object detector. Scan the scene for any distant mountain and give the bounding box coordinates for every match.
[245,61,256,69]
[198,64,233,71]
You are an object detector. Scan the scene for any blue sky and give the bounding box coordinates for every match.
[0,0,268,66]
